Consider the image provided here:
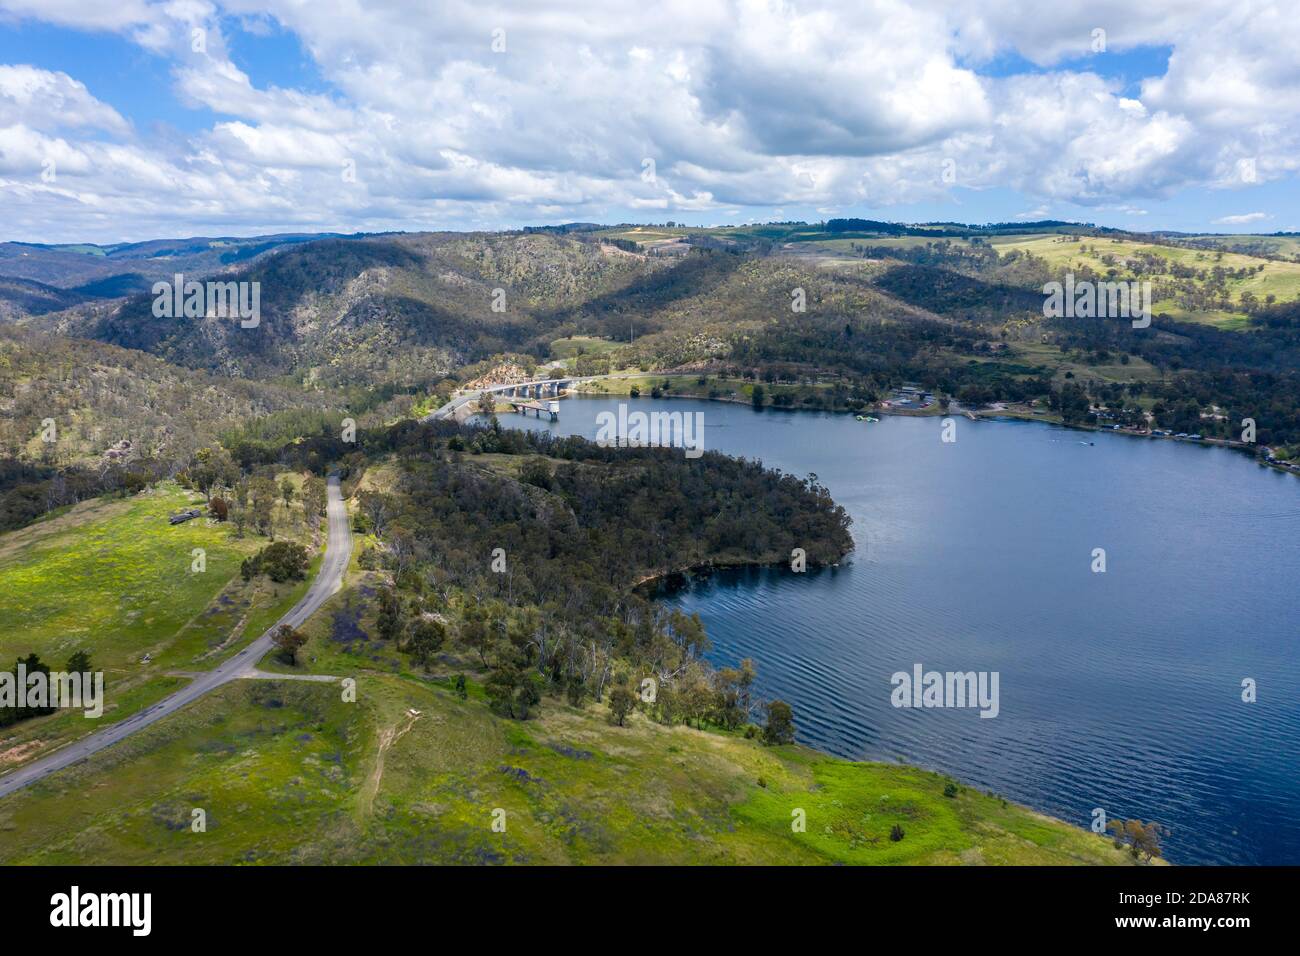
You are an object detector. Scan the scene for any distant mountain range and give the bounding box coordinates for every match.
[0,233,365,306]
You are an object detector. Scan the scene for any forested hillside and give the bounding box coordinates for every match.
[47,233,664,386]
[0,325,332,529]
[0,325,323,463]
[3,220,1298,539]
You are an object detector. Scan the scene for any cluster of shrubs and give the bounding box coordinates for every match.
[0,650,93,728]
[240,541,309,583]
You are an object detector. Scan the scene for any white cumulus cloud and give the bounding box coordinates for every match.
[0,0,1294,240]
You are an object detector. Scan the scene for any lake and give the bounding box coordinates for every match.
[480,395,1300,865]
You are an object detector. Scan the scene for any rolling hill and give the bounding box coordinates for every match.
[4,219,1299,477]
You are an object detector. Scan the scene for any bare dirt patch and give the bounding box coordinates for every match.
[359,710,421,817]
[0,739,45,765]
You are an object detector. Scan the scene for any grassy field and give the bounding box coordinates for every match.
[576,373,842,406]
[0,638,1144,865]
[792,236,974,255]
[0,479,321,764]
[597,225,689,243]
[1186,234,1300,259]
[990,233,1300,328]
[0,448,1162,866]
[999,341,1164,386]
[0,477,1152,865]
[0,484,252,674]
[549,335,624,360]
[1150,304,1252,331]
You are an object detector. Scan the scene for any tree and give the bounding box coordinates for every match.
[1107,819,1168,863]
[408,617,446,670]
[751,384,765,407]
[383,524,421,581]
[273,624,308,665]
[485,650,540,719]
[485,655,521,716]
[608,685,635,726]
[669,609,710,659]
[477,391,496,418]
[65,649,92,673]
[459,606,492,666]
[680,677,713,729]
[188,446,237,496]
[248,475,276,537]
[242,541,310,582]
[519,456,553,489]
[714,659,757,729]
[376,586,404,643]
[565,676,584,707]
[715,667,744,729]
[653,683,680,726]
[302,476,326,527]
[737,658,756,720]
[4,654,53,723]
[358,490,394,537]
[280,477,295,507]
[454,674,468,700]
[763,699,795,745]
[516,672,542,719]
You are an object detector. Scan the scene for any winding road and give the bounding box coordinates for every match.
[0,475,353,800]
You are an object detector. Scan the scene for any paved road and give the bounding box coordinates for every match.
[0,475,353,800]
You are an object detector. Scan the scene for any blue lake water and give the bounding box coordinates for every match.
[481,395,1300,865]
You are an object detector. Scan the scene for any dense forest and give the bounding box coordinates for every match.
[266,414,853,727]
[3,223,1298,538]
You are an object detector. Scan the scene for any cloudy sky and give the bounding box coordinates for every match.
[0,0,1295,242]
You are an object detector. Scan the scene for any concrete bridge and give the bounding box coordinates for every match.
[506,398,560,420]
[494,379,570,400]
[421,371,652,424]
[423,377,581,422]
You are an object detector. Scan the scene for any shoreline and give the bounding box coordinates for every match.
[631,554,847,594]
[465,382,1288,863]
[636,551,1170,862]
[569,376,1297,477]
[546,382,1246,863]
